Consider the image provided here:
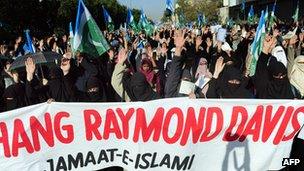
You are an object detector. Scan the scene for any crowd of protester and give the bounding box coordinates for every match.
[1,22,304,171]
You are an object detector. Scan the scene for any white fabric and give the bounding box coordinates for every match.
[271,46,288,67]
[0,99,304,171]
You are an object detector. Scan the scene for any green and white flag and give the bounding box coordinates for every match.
[138,9,154,36]
[74,0,110,58]
[250,10,266,76]
[69,22,74,53]
[292,1,299,22]
[127,8,139,33]
[267,2,276,32]
[102,6,115,32]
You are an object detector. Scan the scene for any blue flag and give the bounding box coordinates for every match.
[166,0,174,15]
[248,5,254,24]
[69,22,74,38]
[241,0,245,11]
[23,29,36,54]
[102,6,114,32]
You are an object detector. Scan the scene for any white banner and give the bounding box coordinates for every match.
[0,98,304,171]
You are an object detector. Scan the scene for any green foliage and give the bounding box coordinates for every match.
[174,0,222,23]
[0,0,140,38]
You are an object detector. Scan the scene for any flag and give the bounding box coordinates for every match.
[166,0,174,15]
[198,14,202,27]
[227,18,234,28]
[178,13,186,28]
[23,29,36,54]
[292,0,299,22]
[264,6,269,23]
[69,22,74,52]
[138,9,154,36]
[241,0,245,12]
[248,5,254,24]
[268,2,276,32]
[198,14,206,27]
[249,10,266,76]
[102,6,115,32]
[74,0,110,58]
[127,8,139,33]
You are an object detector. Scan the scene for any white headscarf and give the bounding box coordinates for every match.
[290,56,304,97]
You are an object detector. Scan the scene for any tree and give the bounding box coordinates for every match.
[174,0,222,23]
[0,0,140,39]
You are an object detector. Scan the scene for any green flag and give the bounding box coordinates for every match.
[127,9,139,33]
[74,0,110,58]
[138,9,154,36]
[267,2,276,32]
[249,11,266,76]
[292,1,299,22]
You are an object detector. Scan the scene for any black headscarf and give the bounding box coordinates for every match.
[86,77,106,102]
[219,67,252,98]
[129,72,159,101]
[3,83,27,111]
[266,61,294,99]
[48,67,75,102]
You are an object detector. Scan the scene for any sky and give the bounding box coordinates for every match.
[118,0,168,21]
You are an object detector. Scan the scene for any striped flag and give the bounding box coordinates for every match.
[268,2,276,32]
[74,0,110,58]
[138,9,154,36]
[249,10,266,76]
[69,22,74,52]
[102,6,115,32]
[292,0,299,22]
[248,5,254,24]
[23,29,36,54]
[241,0,245,12]
[127,8,139,33]
[166,0,174,15]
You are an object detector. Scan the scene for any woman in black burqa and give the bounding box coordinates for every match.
[253,36,294,99]
[206,57,252,99]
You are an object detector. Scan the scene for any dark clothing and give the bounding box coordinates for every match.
[254,52,294,99]
[164,55,183,98]
[129,72,159,101]
[74,58,98,101]
[47,67,76,102]
[3,83,28,111]
[206,67,252,99]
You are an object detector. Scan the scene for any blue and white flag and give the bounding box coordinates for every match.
[69,22,74,38]
[102,6,114,32]
[166,0,174,15]
[23,29,36,54]
[241,0,246,11]
[248,5,254,24]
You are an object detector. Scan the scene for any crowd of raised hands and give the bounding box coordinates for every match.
[1,23,304,112]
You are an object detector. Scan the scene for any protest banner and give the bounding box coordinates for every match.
[0,98,304,171]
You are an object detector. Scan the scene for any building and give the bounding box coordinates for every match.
[220,0,304,24]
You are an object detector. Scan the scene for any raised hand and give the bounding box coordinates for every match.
[60,58,71,76]
[42,78,48,86]
[262,35,276,54]
[117,48,128,64]
[174,29,186,56]
[25,57,36,81]
[63,52,72,59]
[107,49,114,60]
[299,33,304,42]
[174,29,186,49]
[213,57,225,79]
